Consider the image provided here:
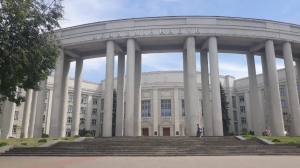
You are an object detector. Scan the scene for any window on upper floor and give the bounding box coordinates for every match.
[45,90,49,99]
[239,95,244,102]
[67,117,72,124]
[283,112,289,120]
[81,96,88,104]
[240,106,246,113]
[92,108,97,115]
[43,115,45,122]
[280,87,285,96]
[12,125,17,133]
[93,98,98,105]
[232,96,237,108]
[281,100,287,108]
[182,99,185,117]
[44,103,47,111]
[161,99,171,116]
[141,100,151,117]
[81,107,86,114]
[17,87,22,93]
[241,117,247,124]
[14,111,19,120]
[80,118,85,125]
[69,94,73,102]
[100,113,104,123]
[233,110,238,122]
[91,119,97,125]
[68,106,73,113]
[101,99,104,110]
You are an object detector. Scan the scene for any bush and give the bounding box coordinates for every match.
[74,135,81,137]
[84,133,92,137]
[64,138,69,140]
[79,129,91,137]
[38,138,48,143]
[42,134,49,138]
[262,132,267,136]
[21,142,27,146]
[53,138,59,140]
[250,136,258,140]
[0,142,8,147]
[241,132,250,136]
[228,131,236,136]
[272,138,281,142]
[288,141,296,144]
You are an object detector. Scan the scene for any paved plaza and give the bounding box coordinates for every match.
[0,156,299,168]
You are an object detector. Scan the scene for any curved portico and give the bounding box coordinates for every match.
[3,16,300,138]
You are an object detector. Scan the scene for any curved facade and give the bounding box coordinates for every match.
[1,16,300,138]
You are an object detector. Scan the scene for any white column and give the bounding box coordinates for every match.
[182,50,190,136]
[34,80,47,138]
[125,39,135,136]
[208,36,223,136]
[134,51,142,136]
[58,60,70,137]
[21,89,33,138]
[261,54,273,130]
[246,53,262,136]
[1,101,16,139]
[153,88,158,136]
[265,40,285,136]
[185,37,199,136]
[258,89,266,132]
[49,51,64,137]
[28,91,38,138]
[103,40,115,137]
[244,91,253,131]
[45,90,53,134]
[283,42,300,136]
[200,50,213,136]
[85,95,93,130]
[116,53,125,136]
[174,87,180,136]
[71,58,83,136]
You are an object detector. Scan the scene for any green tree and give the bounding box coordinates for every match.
[112,89,117,136]
[0,0,64,113]
[220,83,230,135]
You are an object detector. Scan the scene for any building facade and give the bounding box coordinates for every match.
[0,68,298,138]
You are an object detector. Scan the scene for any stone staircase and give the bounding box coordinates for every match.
[1,136,300,156]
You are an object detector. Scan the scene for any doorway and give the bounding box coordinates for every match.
[142,128,149,136]
[163,128,170,136]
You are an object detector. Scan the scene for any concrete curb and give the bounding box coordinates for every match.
[257,138,275,145]
[74,137,94,142]
[40,140,61,147]
[0,145,13,153]
[235,136,246,140]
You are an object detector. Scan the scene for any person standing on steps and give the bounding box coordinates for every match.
[197,124,202,138]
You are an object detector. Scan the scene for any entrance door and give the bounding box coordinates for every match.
[142,128,149,136]
[163,128,170,136]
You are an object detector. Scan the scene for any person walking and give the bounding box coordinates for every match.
[197,124,200,137]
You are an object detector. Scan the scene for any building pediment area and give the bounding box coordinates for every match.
[2,16,300,139]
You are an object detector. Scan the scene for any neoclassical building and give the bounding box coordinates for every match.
[1,16,300,138]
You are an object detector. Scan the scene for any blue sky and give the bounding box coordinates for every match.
[60,0,300,83]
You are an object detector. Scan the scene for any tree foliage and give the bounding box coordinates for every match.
[0,0,64,112]
[220,83,230,135]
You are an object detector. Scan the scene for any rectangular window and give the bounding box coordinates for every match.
[233,110,238,121]
[101,99,104,110]
[81,96,88,104]
[182,99,185,116]
[92,108,97,115]
[239,95,244,102]
[69,94,73,102]
[280,87,285,96]
[281,100,287,107]
[234,122,238,133]
[241,117,247,124]
[43,115,45,122]
[283,112,289,120]
[67,117,72,124]
[14,111,19,120]
[242,128,247,132]
[100,124,103,136]
[12,125,17,133]
[17,87,22,93]
[92,119,97,125]
[93,98,98,105]
[68,106,73,113]
[91,130,96,137]
[100,113,104,123]
[81,107,86,114]
[232,96,236,108]
[44,103,47,111]
[80,118,85,125]
[141,100,151,117]
[240,106,246,113]
[45,90,49,99]
[161,99,171,116]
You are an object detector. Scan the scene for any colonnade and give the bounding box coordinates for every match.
[1,36,300,138]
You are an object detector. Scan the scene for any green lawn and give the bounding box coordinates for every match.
[0,137,78,147]
[243,135,300,144]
